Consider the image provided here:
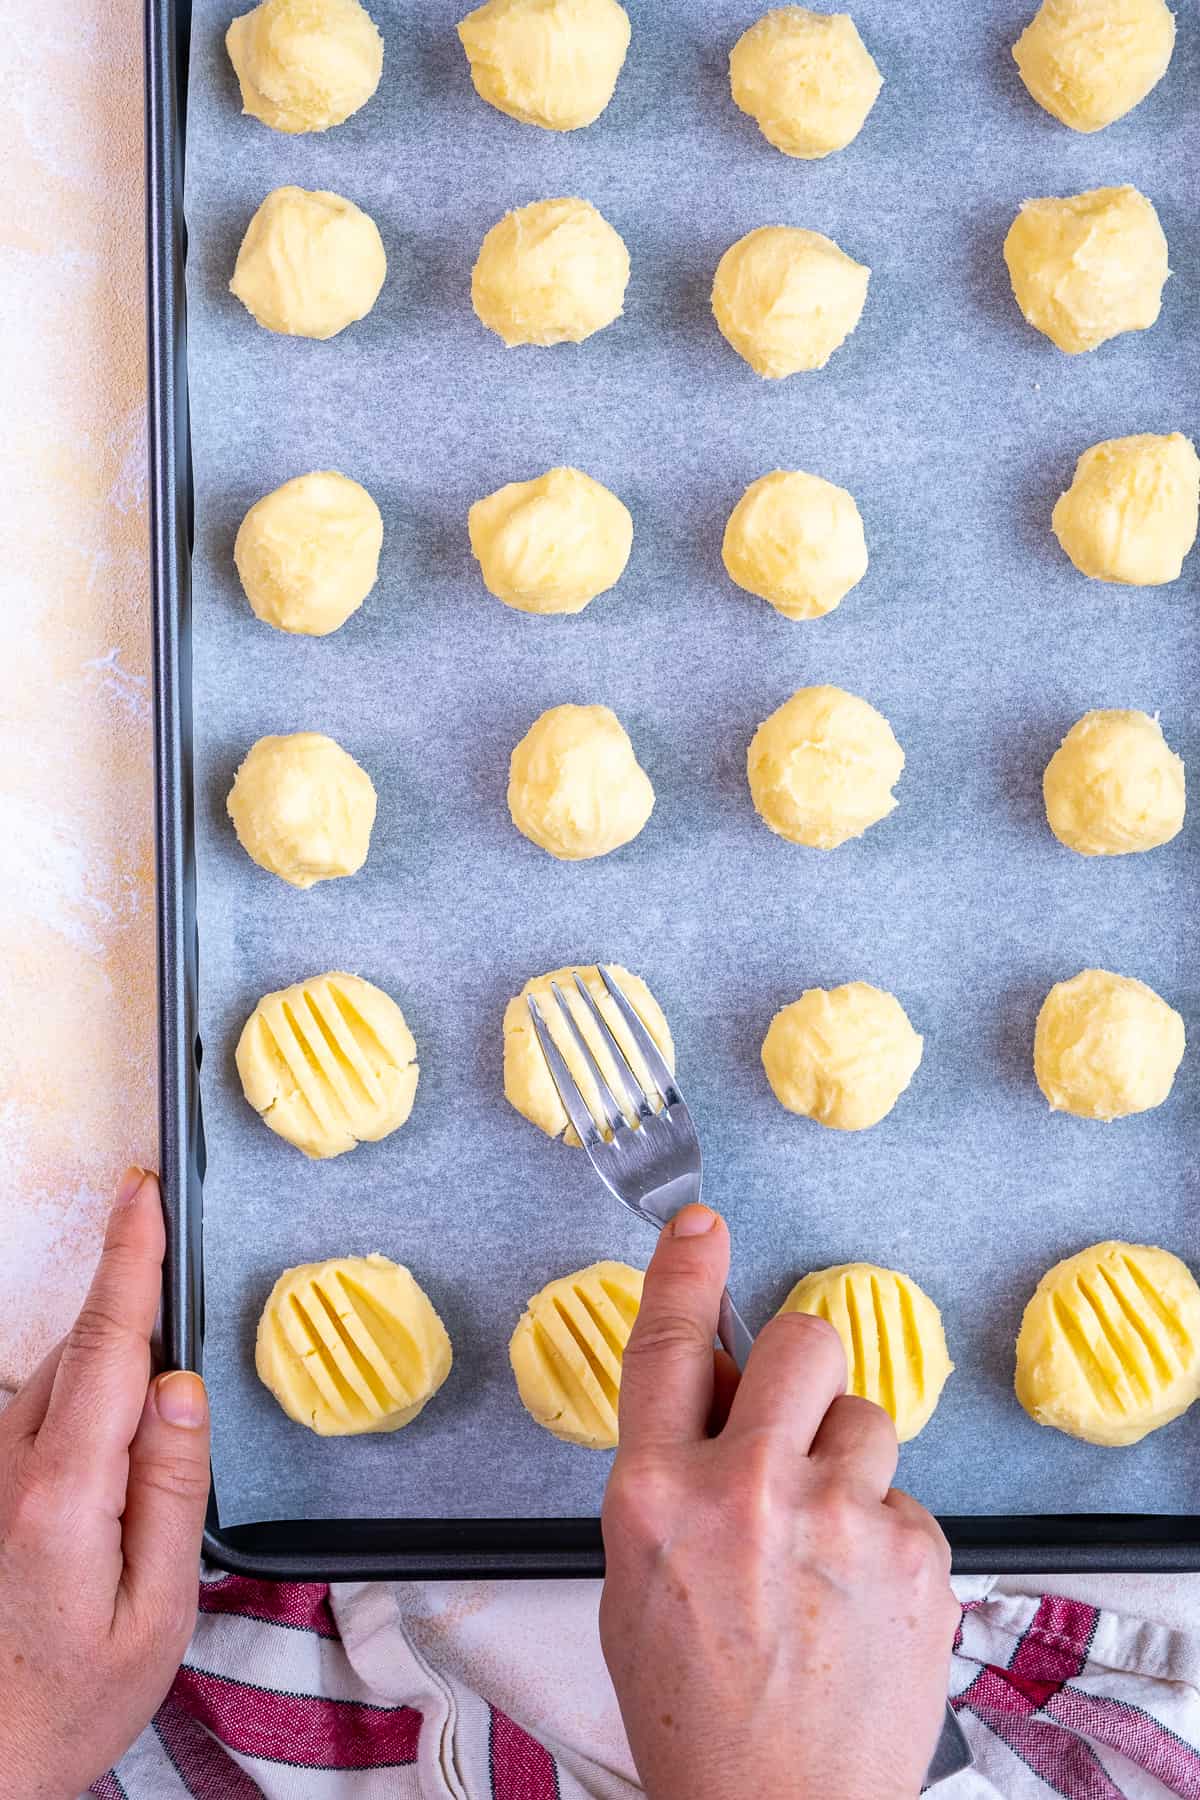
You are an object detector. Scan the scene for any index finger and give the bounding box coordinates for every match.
[617,1205,730,1450]
[723,1311,847,1453]
[36,1170,165,1507]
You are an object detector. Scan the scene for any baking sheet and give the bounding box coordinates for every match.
[185,0,1200,1527]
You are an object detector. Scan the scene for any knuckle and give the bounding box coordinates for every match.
[136,1450,210,1506]
[602,1460,677,1553]
[766,1310,846,1376]
[68,1298,140,1359]
[891,1514,949,1583]
[624,1307,711,1368]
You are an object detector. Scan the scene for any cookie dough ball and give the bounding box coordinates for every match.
[510,1261,643,1446]
[780,1264,952,1441]
[230,186,386,339]
[762,983,923,1131]
[256,1254,451,1435]
[234,470,383,636]
[457,0,630,130]
[712,226,869,377]
[503,964,675,1146]
[723,469,868,621]
[1012,0,1175,134]
[226,0,383,135]
[1052,434,1200,586]
[748,685,903,849]
[468,467,633,614]
[730,8,883,159]
[1034,968,1184,1121]
[237,972,419,1158]
[1015,1241,1200,1447]
[472,198,629,347]
[1003,186,1168,355]
[227,732,377,888]
[1044,710,1185,856]
[508,703,654,859]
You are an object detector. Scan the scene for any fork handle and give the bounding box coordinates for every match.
[717,1288,755,1371]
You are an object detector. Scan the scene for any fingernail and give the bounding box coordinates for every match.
[670,1203,718,1237]
[116,1166,146,1207]
[155,1370,208,1429]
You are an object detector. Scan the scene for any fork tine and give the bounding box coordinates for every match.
[548,981,625,1138]
[598,966,680,1105]
[571,972,654,1124]
[526,995,605,1150]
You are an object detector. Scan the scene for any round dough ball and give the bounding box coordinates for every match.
[471,197,630,347]
[730,7,883,159]
[468,467,633,614]
[227,732,377,889]
[712,226,869,377]
[510,1260,643,1446]
[1043,709,1185,856]
[1003,185,1168,355]
[747,685,904,849]
[230,186,386,339]
[1034,968,1184,1121]
[762,983,923,1131]
[256,1254,452,1435]
[457,0,630,130]
[1052,433,1200,586]
[722,469,868,620]
[780,1264,952,1441]
[234,470,383,636]
[1012,0,1175,134]
[226,0,383,135]
[508,703,654,859]
[1015,1241,1200,1447]
[237,971,419,1158]
[503,964,675,1146]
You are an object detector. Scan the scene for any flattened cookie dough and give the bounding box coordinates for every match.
[472,197,630,346]
[1012,0,1175,133]
[226,0,383,135]
[503,964,674,1145]
[237,972,419,1157]
[1003,185,1168,354]
[508,703,654,859]
[723,469,868,620]
[730,7,883,159]
[712,226,869,376]
[747,685,903,849]
[762,983,923,1130]
[457,0,630,130]
[468,467,633,614]
[1052,433,1199,586]
[1043,709,1185,856]
[231,186,386,339]
[780,1263,953,1441]
[227,732,377,888]
[510,1260,643,1446]
[256,1254,452,1434]
[1016,1241,1200,1446]
[1034,968,1184,1120]
[235,471,383,636]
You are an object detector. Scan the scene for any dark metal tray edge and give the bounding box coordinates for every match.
[145,0,1200,1578]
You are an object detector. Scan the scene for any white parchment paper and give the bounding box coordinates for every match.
[185,0,1200,1527]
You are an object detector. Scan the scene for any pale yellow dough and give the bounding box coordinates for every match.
[1015,1241,1200,1447]
[1043,710,1185,856]
[503,964,675,1147]
[1034,968,1184,1121]
[457,0,630,130]
[256,1254,452,1435]
[227,732,377,888]
[1012,0,1175,134]
[230,186,386,339]
[472,198,629,346]
[237,972,419,1158]
[235,471,383,636]
[508,703,654,859]
[780,1264,952,1441]
[1003,185,1168,355]
[509,1261,643,1446]
[723,469,868,620]
[761,983,922,1131]
[730,8,883,159]
[712,226,869,376]
[1052,434,1200,585]
[748,685,903,849]
[468,467,633,614]
[226,0,383,135]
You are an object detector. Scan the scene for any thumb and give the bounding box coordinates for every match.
[118,1370,209,1650]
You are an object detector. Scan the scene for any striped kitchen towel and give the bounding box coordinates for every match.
[92,1574,1200,1797]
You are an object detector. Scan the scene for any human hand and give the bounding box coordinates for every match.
[600,1205,958,1800]
[0,1169,210,1800]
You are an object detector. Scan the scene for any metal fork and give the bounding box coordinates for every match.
[527,964,973,1790]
